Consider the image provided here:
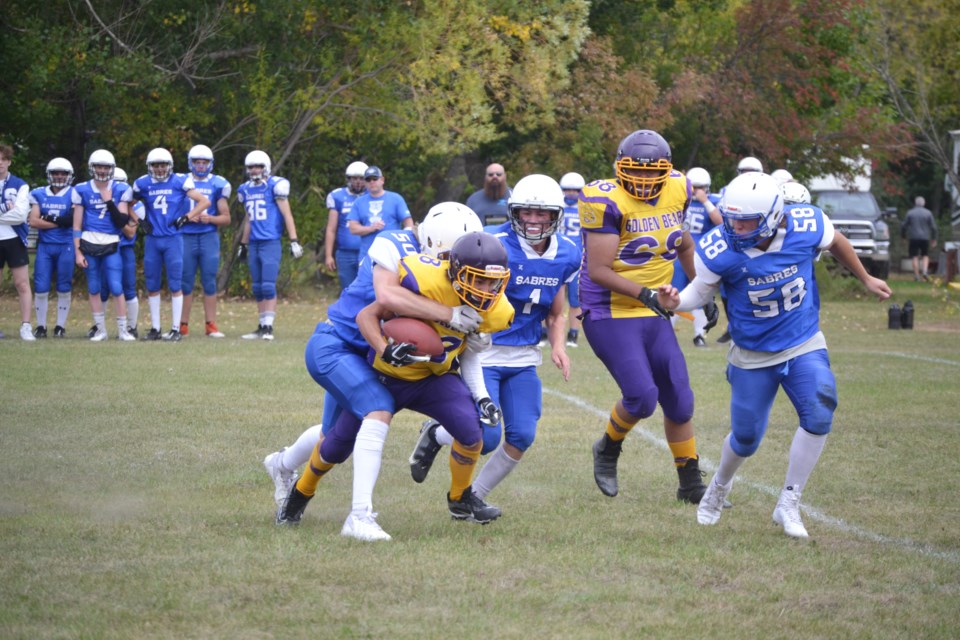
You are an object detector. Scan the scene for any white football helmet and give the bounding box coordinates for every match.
[418,202,483,259]
[245,150,271,184]
[113,167,129,183]
[507,173,565,242]
[686,167,711,189]
[771,168,794,185]
[46,157,74,189]
[345,161,368,178]
[188,144,214,178]
[781,181,811,205]
[146,147,174,180]
[719,172,784,252]
[737,156,763,174]
[559,172,586,191]
[88,149,116,182]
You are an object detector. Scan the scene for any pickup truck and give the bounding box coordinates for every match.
[810,189,898,280]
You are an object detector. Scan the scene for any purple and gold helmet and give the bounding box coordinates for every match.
[614,130,673,201]
[447,232,510,311]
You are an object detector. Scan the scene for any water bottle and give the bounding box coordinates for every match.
[900,300,914,330]
[887,303,900,330]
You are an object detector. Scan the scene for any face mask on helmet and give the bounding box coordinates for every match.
[146,148,174,181]
[188,145,214,178]
[418,202,483,259]
[46,158,74,189]
[88,149,116,182]
[447,232,511,311]
[780,181,811,205]
[559,172,585,205]
[614,130,673,201]
[507,174,565,242]
[719,173,784,252]
[245,150,271,184]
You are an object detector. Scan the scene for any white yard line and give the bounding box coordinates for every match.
[543,386,960,563]
[877,352,960,367]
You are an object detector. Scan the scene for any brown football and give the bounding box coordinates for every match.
[381,317,445,357]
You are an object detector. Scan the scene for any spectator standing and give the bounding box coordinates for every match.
[324,161,367,291]
[466,163,512,225]
[901,196,938,281]
[346,166,412,259]
[0,143,35,340]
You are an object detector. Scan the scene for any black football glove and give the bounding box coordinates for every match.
[105,199,130,229]
[139,217,154,235]
[702,299,719,333]
[173,215,191,230]
[637,286,671,320]
[54,214,73,228]
[237,243,248,260]
[476,397,502,426]
[380,340,430,367]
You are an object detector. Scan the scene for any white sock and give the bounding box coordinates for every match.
[692,307,707,337]
[714,433,747,487]
[93,311,106,332]
[57,292,71,328]
[149,295,162,331]
[171,295,183,329]
[282,424,324,470]
[435,425,454,447]
[783,427,827,492]
[352,419,390,513]
[35,292,49,328]
[126,296,139,329]
[473,444,520,499]
[117,316,127,332]
[263,311,276,328]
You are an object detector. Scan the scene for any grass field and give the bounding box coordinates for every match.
[1,276,958,639]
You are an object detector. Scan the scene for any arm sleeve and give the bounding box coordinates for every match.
[675,277,719,312]
[459,335,492,400]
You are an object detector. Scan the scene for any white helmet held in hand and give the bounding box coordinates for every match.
[719,172,784,252]
[559,172,586,191]
[188,144,214,178]
[88,149,116,182]
[507,174,565,242]
[146,147,174,180]
[245,150,271,184]
[418,202,483,259]
[737,156,763,174]
[686,167,711,189]
[781,181,811,205]
[46,157,74,189]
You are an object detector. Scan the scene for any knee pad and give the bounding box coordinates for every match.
[620,392,658,421]
[730,431,761,457]
[804,384,837,436]
[260,281,277,300]
[252,282,263,301]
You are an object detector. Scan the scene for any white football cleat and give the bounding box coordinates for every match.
[118,328,136,342]
[697,476,732,525]
[90,328,108,342]
[341,507,392,542]
[20,323,36,341]
[772,486,809,539]
[263,449,298,508]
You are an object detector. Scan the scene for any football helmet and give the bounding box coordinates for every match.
[614,129,673,201]
[188,145,214,178]
[245,150,271,184]
[508,174,565,242]
[345,161,368,178]
[719,172,784,252]
[686,167,711,189]
[146,147,174,180]
[418,202,483,259]
[113,167,129,183]
[46,157,74,189]
[737,156,763,174]
[559,172,586,191]
[88,149,116,182]
[781,181,811,205]
[771,168,793,185]
[448,232,510,311]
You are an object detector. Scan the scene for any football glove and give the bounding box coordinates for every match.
[237,243,248,260]
[448,305,482,334]
[476,397,502,426]
[637,286,671,320]
[139,217,154,235]
[290,240,303,259]
[465,331,492,352]
[54,214,74,228]
[380,340,430,367]
[173,215,191,230]
[702,299,719,333]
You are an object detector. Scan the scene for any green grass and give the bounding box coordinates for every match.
[1,275,958,639]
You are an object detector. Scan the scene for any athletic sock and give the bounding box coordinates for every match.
[149,295,162,331]
[668,436,698,467]
[171,294,183,330]
[126,296,138,329]
[604,402,637,443]
[448,440,481,501]
[352,419,390,513]
[783,427,827,491]
[473,444,520,500]
[57,292,71,327]
[282,424,323,471]
[714,433,747,487]
[295,443,335,497]
[34,292,49,327]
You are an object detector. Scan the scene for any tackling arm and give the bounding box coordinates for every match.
[372,264,475,328]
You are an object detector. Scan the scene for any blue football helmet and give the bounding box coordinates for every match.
[614,130,673,201]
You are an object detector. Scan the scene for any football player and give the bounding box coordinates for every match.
[578,129,708,503]
[559,171,586,347]
[236,150,300,340]
[324,161,368,291]
[409,174,581,510]
[657,173,891,538]
[178,145,232,338]
[28,158,77,338]
[277,232,514,534]
[265,203,485,540]
[0,142,34,340]
[132,147,210,341]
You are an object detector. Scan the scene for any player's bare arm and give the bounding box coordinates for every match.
[828,233,892,300]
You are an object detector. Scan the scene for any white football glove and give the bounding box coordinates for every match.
[448,305,482,334]
[290,241,304,259]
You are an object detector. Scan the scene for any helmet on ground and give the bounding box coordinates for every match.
[719,172,784,252]
[188,145,214,178]
[345,161,368,178]
[245,150,271,184]
[771,168,793,185]
[447,232,510,311]
[559,172,586,191]
[418,202,483,259]
[146,147,174,180]
[614,130,673,201]
[46,157,74,189]
[113,167,129,183]
[737,156,763,174]
[88,149,116,182]
[781,181,811,205]
[507,174,565,242]
[686,167,711,189]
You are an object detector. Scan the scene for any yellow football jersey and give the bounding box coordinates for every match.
[372,254,515,381]
[578,172,689,319]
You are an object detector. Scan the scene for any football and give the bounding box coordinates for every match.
[381,317,444,357]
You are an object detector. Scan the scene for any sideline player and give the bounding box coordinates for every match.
[325,161,367,291]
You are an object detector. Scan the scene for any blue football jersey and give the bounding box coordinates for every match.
[133,172,197,237]
[489,223,581,347]
[684,192,721,242]
[326,187,362,251]
[561,202,582,250]
[695,204,834,352]
[181,174,231,235]
[72,180,132,235]
[324,228,421,351]
[237,176,290,241]
[30,186,75,244]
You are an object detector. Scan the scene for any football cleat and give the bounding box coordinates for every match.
[410,419,443,484]
[179,322,189,336]
[33,325,48,339]
[772,486,809,539]
[341,507,392,542]
[20,323,36,341]
[447,486,501,524]
[676,457,707,504]
[90,328,108,342]
[697,476,733,525]
[263,449,298,508]
[276,486,312,526]
[87,324,99,339]
[143,328,162,341]
[716,330,732,344]
[162,329,182,342]
[53,326,66,338]
[205,321,225,338]
[117,328,136,342]
[693,335,706,348]
[592,434,623,497]
[127,326,138,339]
[242,325,264,340]
[260,325,274,341]
[565,330,578,348]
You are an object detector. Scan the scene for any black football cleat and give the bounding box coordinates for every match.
[592,434,623,497]
[161,329,181,342]
[676,457,707,504]
[410,420,442,484]
[143,328,162,341]
[33,326,47,339]
[87,324,99,339]
[447,486,501,524]
[53,326,66,338]
[276,486,312,526]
